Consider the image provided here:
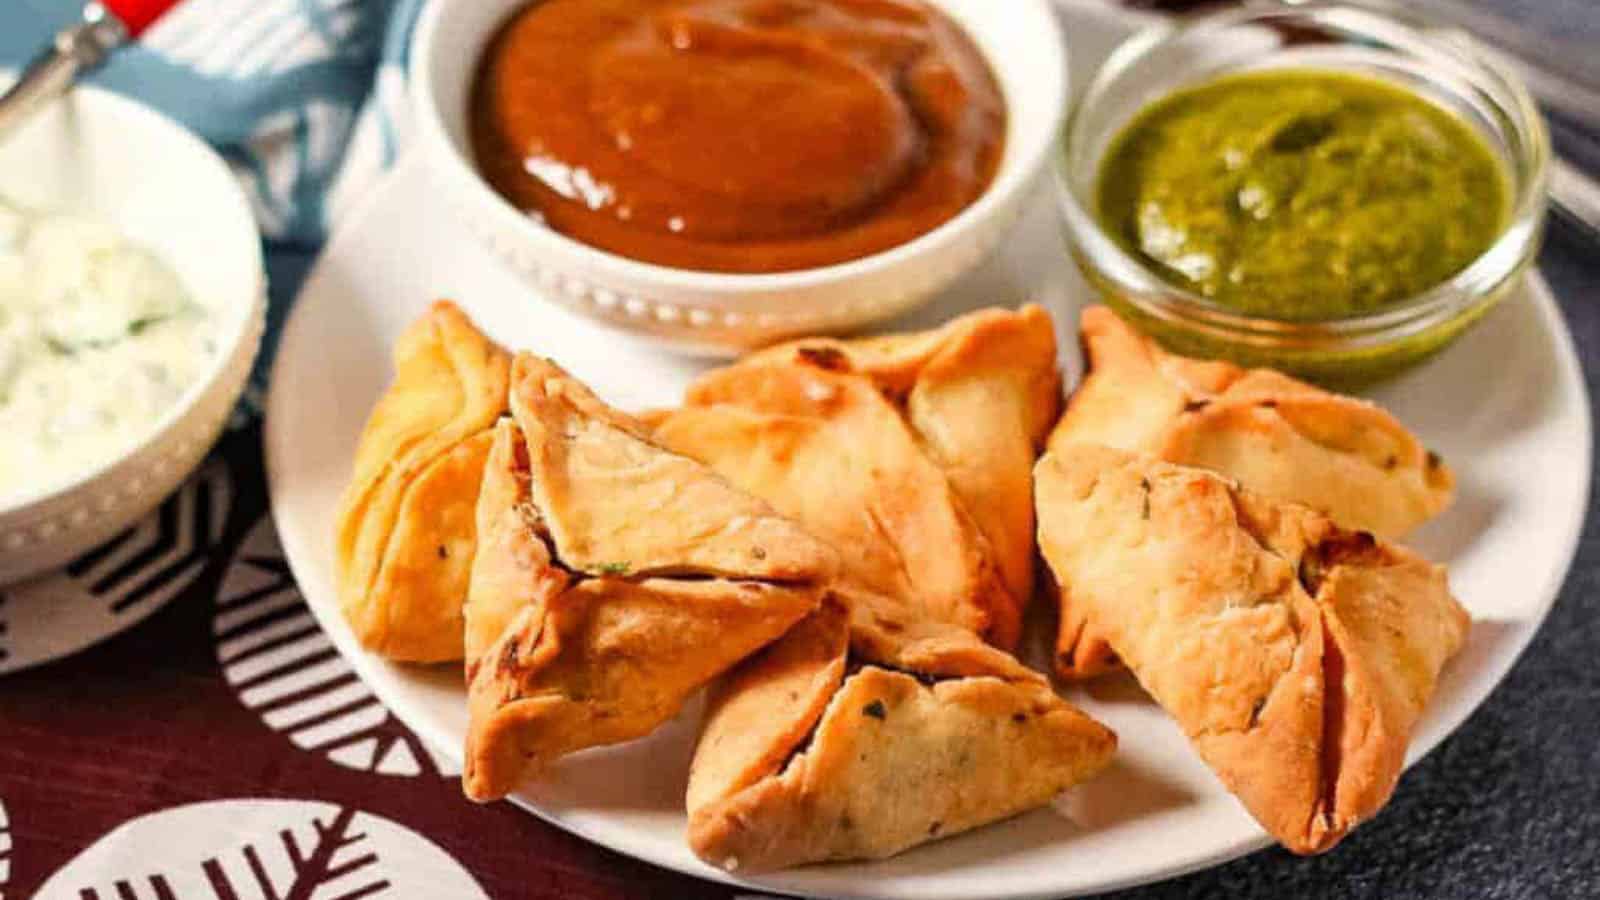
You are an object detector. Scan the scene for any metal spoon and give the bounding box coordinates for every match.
[0,0,180,140]
[1551,157,1600,245]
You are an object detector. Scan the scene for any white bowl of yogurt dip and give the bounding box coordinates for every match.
[0,83,265,583]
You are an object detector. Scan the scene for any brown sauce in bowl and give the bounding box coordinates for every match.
[470,0,1006,273]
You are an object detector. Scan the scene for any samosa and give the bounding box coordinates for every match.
[335,301,510,662]
[686,594,1116,872]
[1048,307,1454,677]
[652,305,1061,649]
[462,354,836,801]
[654,308,1114,871]
[1035,444,1468,854]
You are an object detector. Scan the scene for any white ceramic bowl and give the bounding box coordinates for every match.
[0,85,265,583]
[410,0,1068,351]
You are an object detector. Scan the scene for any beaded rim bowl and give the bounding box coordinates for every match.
[408,0,1069,352]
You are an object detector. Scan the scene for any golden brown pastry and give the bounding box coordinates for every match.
[1052,307,1454,535]
[335,301,511,662]
[641,309,1111,872]
[462,354,837,802]
[685,593,1116,873]
[652,305,1060,649]
[1048,307,1455,678]
[1036,444,1469,854]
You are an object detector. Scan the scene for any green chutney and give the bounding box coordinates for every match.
[1097,70,1510,320]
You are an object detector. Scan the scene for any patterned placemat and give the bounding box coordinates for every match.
[0,426,749,900]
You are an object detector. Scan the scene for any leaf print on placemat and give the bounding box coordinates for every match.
[34,799,488,900]
[195,806,387,900]
[0,461,232,676]
[215,518,457,777]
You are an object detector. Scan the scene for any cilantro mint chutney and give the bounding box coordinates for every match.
[1096,70,1510,320]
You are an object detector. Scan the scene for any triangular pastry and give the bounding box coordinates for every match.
[652,305,1060,649]
[1035,444,1468,853]
[685,594,1116,872]
[462,355,836,801]
[1051,307,1453,537]
[648,311,1112,871]
[335,301,510,662]
[1049,307,1454,678]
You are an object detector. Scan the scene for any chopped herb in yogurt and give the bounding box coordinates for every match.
[0,197,217,501]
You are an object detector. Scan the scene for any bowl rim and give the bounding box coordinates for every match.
[407,0,1069,291]
[0,83,266,517]
[1054,0,1551,346]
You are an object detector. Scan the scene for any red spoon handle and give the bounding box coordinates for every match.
[100,0,182,38]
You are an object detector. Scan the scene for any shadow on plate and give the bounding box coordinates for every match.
[1413,617,1525,750]
[1373,287,1560,448]
[1408,467,1504,568]
[819,752,1202,879]
[1056,755,1202,834]
[525,698,703,814]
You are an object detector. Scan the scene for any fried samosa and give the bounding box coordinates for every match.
[652,305,1060,649]
[335,301,511,662]
[653,309,1114,870]
[462,354,837,802]
[686,593,1116,872]
[1052,307,1454,536]
[1048,307,1455,678]
[1036,444,1468,854]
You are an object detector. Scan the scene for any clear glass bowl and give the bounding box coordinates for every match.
[1055,0,1550,386]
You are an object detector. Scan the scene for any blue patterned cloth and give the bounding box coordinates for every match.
[2,0,424,245]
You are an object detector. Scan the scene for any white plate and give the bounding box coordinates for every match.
[264,4,1592,897]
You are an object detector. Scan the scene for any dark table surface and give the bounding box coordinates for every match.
[0,1,1596,898]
